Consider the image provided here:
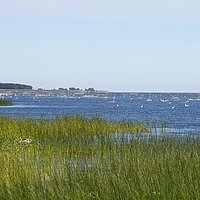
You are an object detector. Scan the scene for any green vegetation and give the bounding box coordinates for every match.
[0,116,199,199]
[0,99,13,106]
[0,83,32,90]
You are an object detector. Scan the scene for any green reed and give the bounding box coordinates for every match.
[0,116,199,199]
[0,100,13,106]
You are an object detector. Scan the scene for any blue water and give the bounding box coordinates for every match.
[1,92,200,134]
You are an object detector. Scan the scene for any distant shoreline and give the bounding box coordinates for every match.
[1,89,200,94]
[0,89,108,93]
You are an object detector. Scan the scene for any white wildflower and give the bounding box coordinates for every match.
[19,138,32,144]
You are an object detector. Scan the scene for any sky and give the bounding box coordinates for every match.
[0,0,200,92]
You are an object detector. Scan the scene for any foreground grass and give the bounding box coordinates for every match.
[0,100,13,106]
[0,116,199,199]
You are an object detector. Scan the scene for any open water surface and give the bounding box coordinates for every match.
[1,91,200,135]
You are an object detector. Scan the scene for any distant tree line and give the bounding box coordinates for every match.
[0,83,33,90]
[85,88,95,92]
[58,87,95,91]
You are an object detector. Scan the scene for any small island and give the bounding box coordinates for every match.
[0,83,32,90]
[0,99,13,106]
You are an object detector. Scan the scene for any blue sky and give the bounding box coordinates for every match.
[0,0,200,92]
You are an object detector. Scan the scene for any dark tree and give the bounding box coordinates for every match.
[0,83,33,90]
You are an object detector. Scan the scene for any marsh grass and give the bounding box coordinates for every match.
[0,116,199,199]
[0,99,13,106]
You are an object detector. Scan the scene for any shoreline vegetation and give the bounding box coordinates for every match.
[0,116,199,199]
[0,83,32,90]
[0,82,103,92]
[0,88,108,94]
[0,99,13,106]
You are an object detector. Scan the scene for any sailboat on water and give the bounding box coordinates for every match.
[147,93,152,102]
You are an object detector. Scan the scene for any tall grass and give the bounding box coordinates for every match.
[0,99,13,106]
[0,116,199,199]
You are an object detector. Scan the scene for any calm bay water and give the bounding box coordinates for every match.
[1,91,200,134]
